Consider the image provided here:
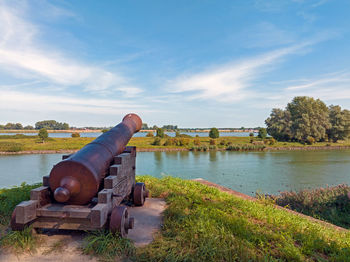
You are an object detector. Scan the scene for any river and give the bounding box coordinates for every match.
[1,150,350,196]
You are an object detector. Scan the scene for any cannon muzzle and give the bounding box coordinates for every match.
[49,113,142,205]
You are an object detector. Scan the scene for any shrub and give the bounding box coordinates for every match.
[146,131,154,137]
[164,138,178,146]
[264,138,276,145]
[194,138,201,146]
[209,128,219,139]
[178,138,189,147]
[156,128,165,138]
[209,139,216,145]
[306,136,315,145]
[219,139,226,146]
[101,129,109,133]
[152,137,162,146]
[0,142,24,152]
[258,128,267,139]
[71,132,80,138]
[38,128,48,142]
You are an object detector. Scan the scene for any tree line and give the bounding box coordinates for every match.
[265,96,350,143]
[0,120,69,130]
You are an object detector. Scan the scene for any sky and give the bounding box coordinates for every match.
[0,0,350,128]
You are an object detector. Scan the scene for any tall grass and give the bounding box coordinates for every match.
[268,184,350,228]
[0,141,24,152]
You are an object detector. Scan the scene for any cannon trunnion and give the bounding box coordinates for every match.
[11,114,148,237]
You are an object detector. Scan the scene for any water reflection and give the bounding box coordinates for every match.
[1,150,350,196]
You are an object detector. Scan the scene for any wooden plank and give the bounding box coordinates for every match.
[109,164,122,177]
[114,153,131,165]
[104,175,118,189]
[124,146,136,157]
[36,204,91,219]
[32,217,96,230]
[98,189,113,204]
[16,200,38,224]
[91,204,109,228]
[42,176,50,187]
[30,186,51,207]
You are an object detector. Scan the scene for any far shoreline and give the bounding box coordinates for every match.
[1,145,350,155]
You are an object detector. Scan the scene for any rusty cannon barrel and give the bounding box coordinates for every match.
[49,113,142,205]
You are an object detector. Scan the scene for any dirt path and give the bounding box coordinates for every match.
[0,198,166,262]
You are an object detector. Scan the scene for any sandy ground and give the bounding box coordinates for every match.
[0,198,166,262]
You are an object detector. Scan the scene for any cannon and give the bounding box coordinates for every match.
[11,113,148,237]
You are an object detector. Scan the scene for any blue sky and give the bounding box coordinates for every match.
[0,0,350,128]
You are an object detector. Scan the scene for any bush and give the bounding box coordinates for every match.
[193,138,201,146]
[156,128,165,138]
[258,128,267,139]
[101,129,109,133]
[209,128,219,139]
[38,128,48,142]
[178,138,189,147]
[264,138,276,145]
[219,139,226,146]
[152,137,162,146]
[0,142,24,152]
[163,138,178,146]
[146,131,154,137]
[306,136,315,145]
[71,132,80,138]
[209,139,216,145]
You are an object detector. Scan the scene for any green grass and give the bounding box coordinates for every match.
[269,184,350,229]
[0,226,39,252]
[1,134,350,152]
[1,178,350,260]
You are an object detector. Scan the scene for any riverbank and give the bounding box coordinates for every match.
[1,176,349,261]
[1,135,350,154]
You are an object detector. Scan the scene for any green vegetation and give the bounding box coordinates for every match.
[2,178,350,260]
[266,96,350,143]
[209,127,219,139]
[71,132,80,138]
[0,134,350,153]
[0,123,24,130]
[0,142,24,152]
[82,230,135,260]
[35,120,69,130]
[156,127,165,138]
[38,128,48,143]
[269,184,350,229]
[258,127,267,139]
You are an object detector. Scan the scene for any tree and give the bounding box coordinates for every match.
[35,120,69,130]
[24,125,34,130]
[265,96,334,143]
[287,96,330,142]
[141,123,149,130]
[327,105,350,142]
[265,108,292,141]
[258,128,267,139]
[209,127,219,139]
[38,128,48,142]
[156,127,165,138]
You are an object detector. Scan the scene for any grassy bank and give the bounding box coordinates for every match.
[1,134,350,153]
[268,184,350,229]
[1,177,350,261]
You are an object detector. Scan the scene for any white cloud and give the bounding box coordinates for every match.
[0,0,141,97]
[169,42,314,102]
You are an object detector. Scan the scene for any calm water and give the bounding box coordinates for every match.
[0,131,253,138]
[1,150,350,196]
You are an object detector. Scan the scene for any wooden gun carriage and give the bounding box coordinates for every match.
[11,114,148,237]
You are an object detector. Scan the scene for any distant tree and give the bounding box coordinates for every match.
[156,128,165,138]
[327,105,350,142]
[209,128,219,139]
[15,123,23,129]
[0,125,4,130]
[162,125,178,130]
[24,125,34,130]
[249,132,254,143]
[265,108,292,141]
[71,132,80,138]
[175,131,180,137]
[4,123,17,129]
[38,128,48,142]
[152,125,158,130]
[35,120,69,130]
[287,96,330,142]
[141,123,149,130]
[146,131,154,137]
[101,129,109,133]
[258,128,267,139]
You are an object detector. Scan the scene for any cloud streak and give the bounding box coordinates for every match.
[169,41,320,102]
[0,0,141,97]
